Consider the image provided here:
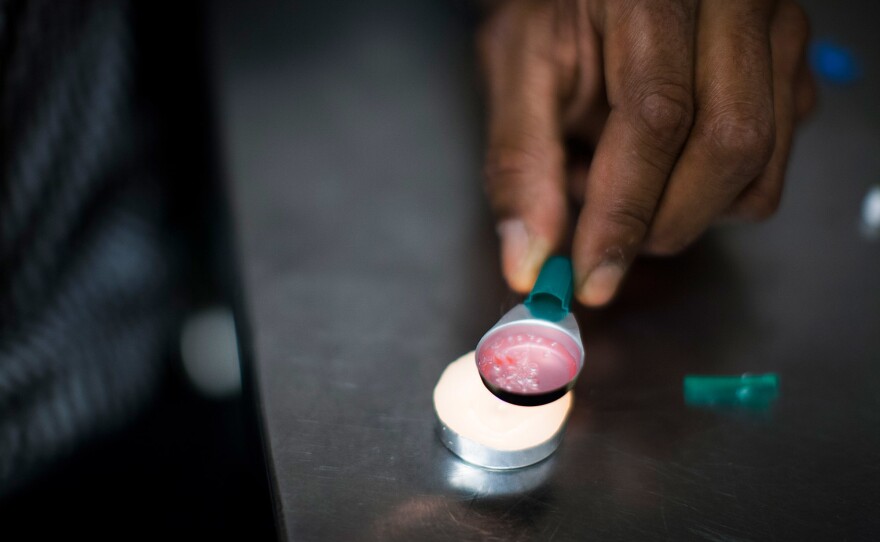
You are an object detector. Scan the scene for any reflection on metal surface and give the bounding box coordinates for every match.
[442,453,556,496]
[861,185,880,239]
[180,306,242,398]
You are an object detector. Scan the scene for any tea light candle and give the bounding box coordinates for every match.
[434,351,573,469]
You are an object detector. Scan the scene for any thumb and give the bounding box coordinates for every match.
[487,145,567,293]
[480,4,568,293]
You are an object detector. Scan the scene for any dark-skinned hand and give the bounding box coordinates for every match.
[480,0,816,305]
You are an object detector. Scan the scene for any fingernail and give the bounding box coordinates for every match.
[497,219,550,292]
[579,263,625,306]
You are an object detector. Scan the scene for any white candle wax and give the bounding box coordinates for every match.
[434,351,573,452]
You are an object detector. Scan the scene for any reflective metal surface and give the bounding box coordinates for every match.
[212,0,880,539]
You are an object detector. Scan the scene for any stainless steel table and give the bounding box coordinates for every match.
[211,0,880,539]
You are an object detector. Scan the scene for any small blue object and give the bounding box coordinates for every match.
[810,40,862,85]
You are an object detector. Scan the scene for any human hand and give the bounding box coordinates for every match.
[479,0,816,306]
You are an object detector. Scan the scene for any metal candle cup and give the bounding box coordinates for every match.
[434,352,574,470]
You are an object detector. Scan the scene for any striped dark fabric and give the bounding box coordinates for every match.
[0,0,180,494]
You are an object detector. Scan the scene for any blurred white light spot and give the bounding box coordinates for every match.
[181,306,242,398]
[861,185,880,239]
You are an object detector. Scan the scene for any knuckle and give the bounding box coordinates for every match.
[643,217,695,256]
[631,84,694,147]
[476,15,504,61]
[483,146,561,210]
[476,27,496,63]
[643,234,689,257]
[484,146,554,183]
[617,0,695,33]
[478,0,557,64]
[605,197,655,237]
[797,80,818,119]
[739,189,782,221]
[776,1,811,50]
[475,3,520,63]
[704,109,776,177]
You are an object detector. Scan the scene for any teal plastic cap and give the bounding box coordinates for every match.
[525,256,573,322]
[684,373,779,409]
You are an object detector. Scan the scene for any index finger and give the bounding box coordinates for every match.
[573,1,696,306]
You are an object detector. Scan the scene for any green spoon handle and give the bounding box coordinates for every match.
[525,256,573,318]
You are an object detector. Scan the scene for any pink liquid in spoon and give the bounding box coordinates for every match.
[477,331,578,395]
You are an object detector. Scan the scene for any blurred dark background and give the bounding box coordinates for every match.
[0,0,274,537]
